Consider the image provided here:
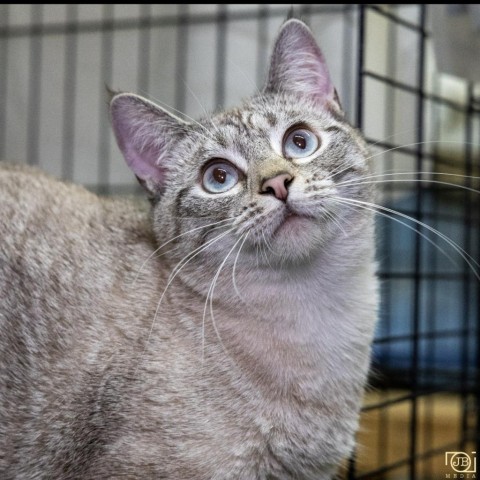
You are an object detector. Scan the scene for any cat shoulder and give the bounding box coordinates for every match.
[0,162,97,209]
[0,162,153,253]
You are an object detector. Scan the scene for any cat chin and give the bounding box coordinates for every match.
[273,214,313,237]
[267,216,327,264]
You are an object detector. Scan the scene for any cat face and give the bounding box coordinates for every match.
[110,19,373,266]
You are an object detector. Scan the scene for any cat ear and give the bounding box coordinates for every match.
[265,19,339,108]
[110,93,189,193]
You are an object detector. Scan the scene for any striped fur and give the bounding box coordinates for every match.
[0,19,377,479]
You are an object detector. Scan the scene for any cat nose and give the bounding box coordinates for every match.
[260,173,293,202]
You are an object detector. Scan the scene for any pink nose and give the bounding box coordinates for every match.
[261,173,293,202]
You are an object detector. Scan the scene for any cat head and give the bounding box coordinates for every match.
[110,19,373,268]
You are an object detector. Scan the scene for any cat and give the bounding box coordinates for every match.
[0,18,378,480]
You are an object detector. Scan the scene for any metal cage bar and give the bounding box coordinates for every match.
[1,4,478,479]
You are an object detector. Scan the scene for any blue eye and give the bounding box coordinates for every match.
[202,161,239,193]
[283,127,319,159]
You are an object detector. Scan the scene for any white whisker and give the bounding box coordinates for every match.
[261,229,276,255]
[138,89,215,141]
[332,196,480,281]
[150,223,236,264]
[332,196,461,271]
[323,207,348,237]
[259,235,272,268]
[180,79,222,136]
[335,176,480,195]
[338,170,480,186]
[167,228,234,283]
[132,218,234,285]
[324,159,355,182]
[226,57,261,96]
[366,127,419,150]
[232,231,250,301]
[135,227,234,374]
[365,140,479,162]
[202,233,247,362]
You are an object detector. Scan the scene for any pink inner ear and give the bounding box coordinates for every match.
[112,107,166,183]
[283,48,334,100]
[122,144,166,183]
[267,20,336,105]
[110,94,180,186]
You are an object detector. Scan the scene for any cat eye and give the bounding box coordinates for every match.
[202,160,240,194]
[283,127,319,159]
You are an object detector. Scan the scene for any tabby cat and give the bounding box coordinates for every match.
[0,19,378,479]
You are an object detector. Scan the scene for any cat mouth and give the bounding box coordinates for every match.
[272,207,315,236]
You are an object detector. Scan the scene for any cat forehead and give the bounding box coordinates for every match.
[193,95,340,154]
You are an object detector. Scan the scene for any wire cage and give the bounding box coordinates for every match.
[1,4,479,479]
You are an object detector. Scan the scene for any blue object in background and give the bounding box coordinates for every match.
[372,191,478,387]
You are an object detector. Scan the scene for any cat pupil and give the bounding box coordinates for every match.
[213,168,227,184]
[293,134,306,149]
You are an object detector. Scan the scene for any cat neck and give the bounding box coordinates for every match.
[168,224,376,322]
[162,229,377,362]
[133,229,377,407]
[183,249,375,397]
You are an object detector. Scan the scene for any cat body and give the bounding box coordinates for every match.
[0,20,378,479]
